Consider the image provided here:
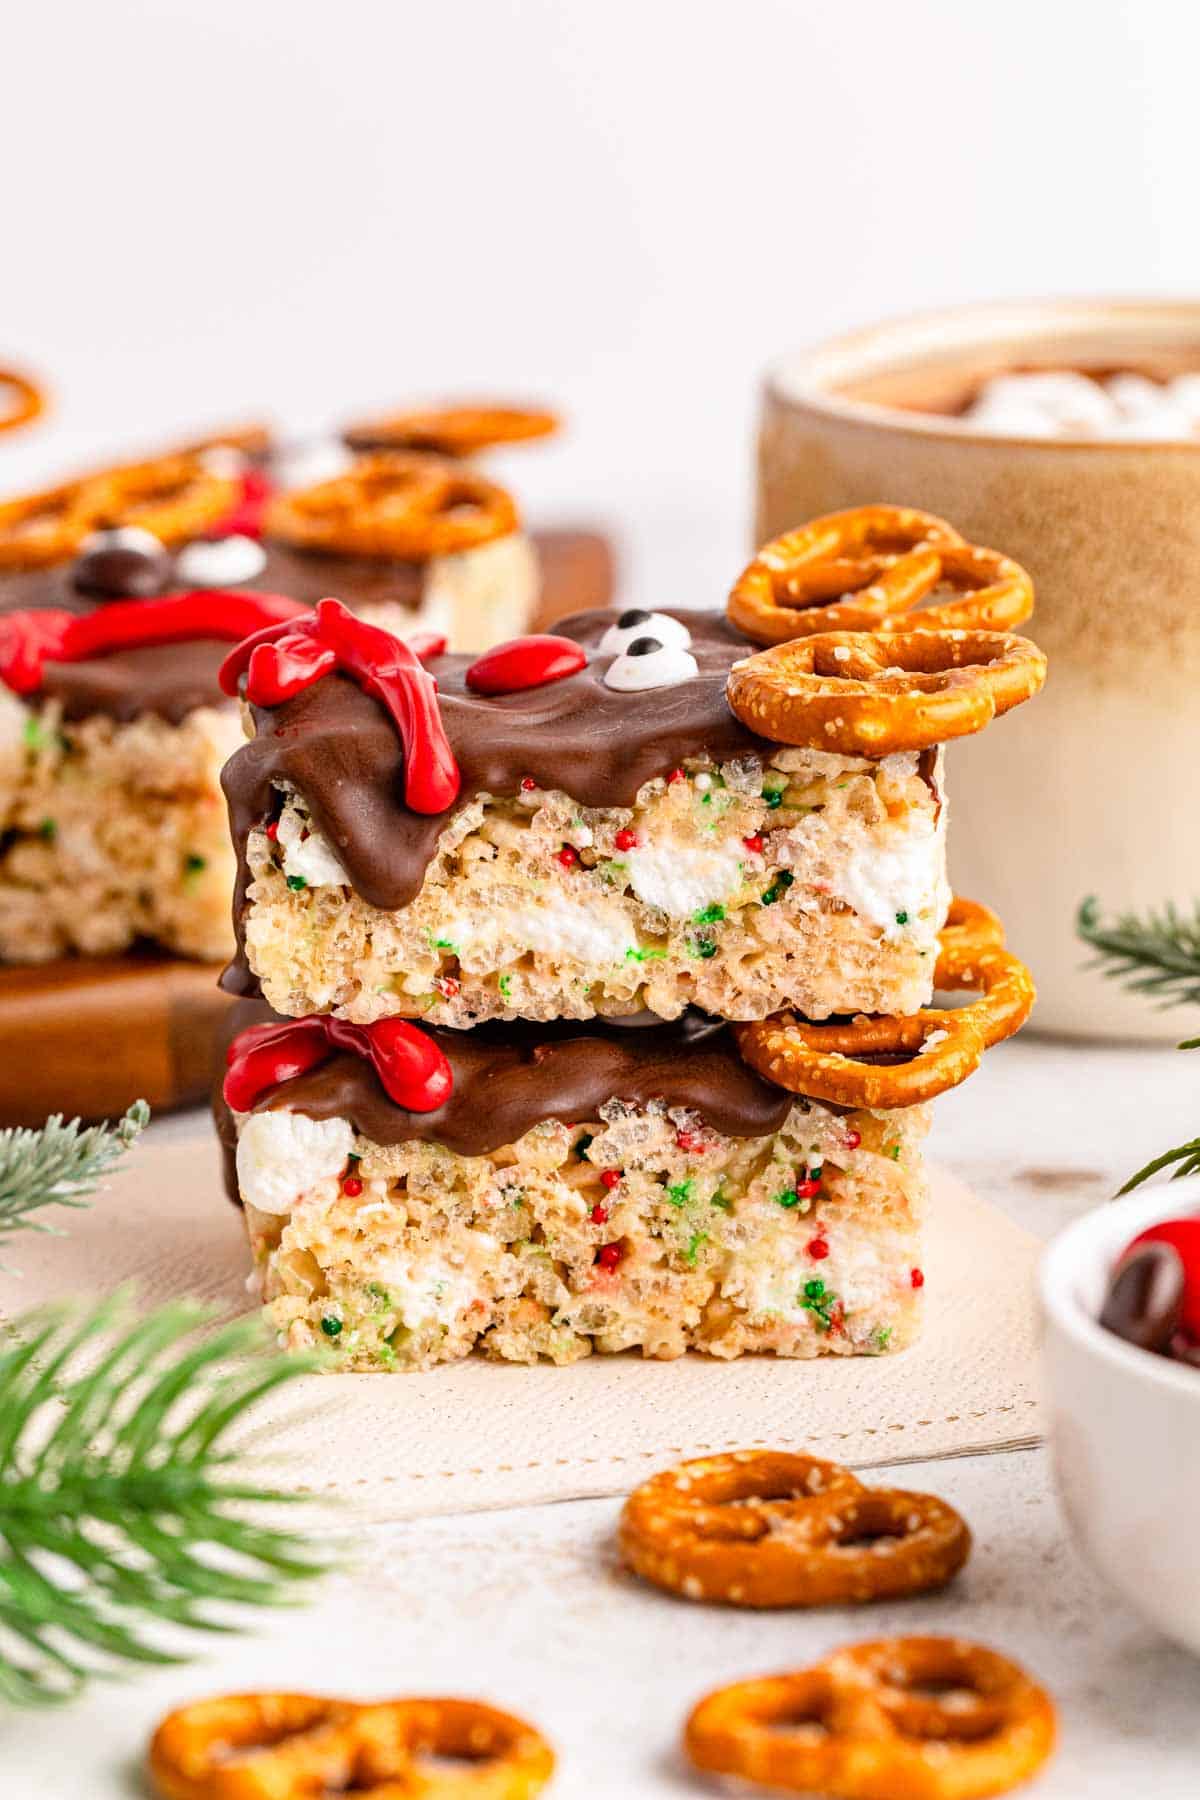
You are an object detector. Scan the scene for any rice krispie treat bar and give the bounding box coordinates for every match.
[217,1003,928,1370]
[222,604,951,1027]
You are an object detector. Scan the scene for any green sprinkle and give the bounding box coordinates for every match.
[625,945,666,963]
[184,853,207,874]
[498,974,512,997]
[887,1142,901,1161]
[666,1178,694,1207]
[693,903,726,925]
[895,910,909,926]
[775,1187,800,1209]
[803,1279,826,1299]
[575,1132,594,1160]
[710,1191,732,1213]
[684,1231,708,1267]
[375,1341,398,1369]
[320,1316,343,1338]
[286,874,308,891]
[366,1281,390,1302]
[799,1277,841,1332]
[38,817,57,841]
[761,870,795,907]
[433,935,458,952]
[689,937,719,960]
[763,787,784,810]
[701,792,712,806]
[22,716,51,752]
[872,1326,893,1353]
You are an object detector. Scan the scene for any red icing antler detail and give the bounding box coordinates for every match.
[218,596,460,814]
[213,467,275,539]
[224,1014,453,1114]
[0,591,309,697]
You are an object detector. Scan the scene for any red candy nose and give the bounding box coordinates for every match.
[465,634,586,696]
[1128,1217,1200,1338]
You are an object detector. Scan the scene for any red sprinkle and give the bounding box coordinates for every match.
[675,1129,705,1154]
[465,634,587,696]
[520,776,537,792]
[807,1237,829,1260]
[224,1013,453,1114]
[264,819,279,841]
[795,1178,821,1200]
[843,1129,862,1151]
[614,828,640,851]
[600,1169,621,1191]
[596,1243,623,1272]
[435,976,460,998]
[590,1204,609,1225]
[911,1267,925,1289]
[742,834,764,854]
[557,844,579,869]
[341,1175,364,1198]
[668,768,685,785]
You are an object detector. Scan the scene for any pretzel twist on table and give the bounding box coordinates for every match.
[0,365,46,435]
[726,627,1047,755]
[148,1691,554,1800]
[733,897,1035,1109]
[343,404,559,457]
[264,451,518,559]
[728,506,1034,645]
[684,1636,1057,1799]
[619,1451,969,1608]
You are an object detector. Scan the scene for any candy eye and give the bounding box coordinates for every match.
[73,526,170,599]
[603,635,699,692]
[599,608,693,656]
[175,534,268,587]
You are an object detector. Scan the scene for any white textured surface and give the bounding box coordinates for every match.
[4,1137,1040,1518]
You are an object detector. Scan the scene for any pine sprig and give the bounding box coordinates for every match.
[0,1102,150,1247]
[1077,896,1200,1009]
[0,1295,327,1706]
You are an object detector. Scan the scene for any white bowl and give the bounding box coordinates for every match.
[1038,1179,1200,1653]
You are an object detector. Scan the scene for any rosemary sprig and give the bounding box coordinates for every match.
[1077,896,1200,1010]
[0,1102,149,1247]
[0,1295,326,1706]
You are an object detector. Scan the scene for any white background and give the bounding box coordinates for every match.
[5,0,1197,603]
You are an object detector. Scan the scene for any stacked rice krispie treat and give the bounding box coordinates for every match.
[0,441,534,964]
[216,505,1047,1370]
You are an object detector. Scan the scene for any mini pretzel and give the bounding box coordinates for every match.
[728,506,1034,646]
[619,1451,969,1608]
[149,1691,554,1800]
[343,404,559,457]
[726,628,1046,755]
[265,451,518,559]
[0,365,46,435]
[734,898,1035,1109]
[0,453,237,571]
[685,1636,1057,1799]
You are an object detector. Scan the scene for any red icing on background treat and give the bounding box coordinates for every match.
[213,467,275,538]
[219,596,461,814]
[0,591,308,696]
[465,633,587,695]
[224,1013,453,1114]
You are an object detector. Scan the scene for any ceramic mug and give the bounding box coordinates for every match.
[757,299,1200,1040]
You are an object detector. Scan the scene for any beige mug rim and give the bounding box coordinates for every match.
[765,295,1200,452]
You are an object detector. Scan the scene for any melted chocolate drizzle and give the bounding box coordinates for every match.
[214,1000,797,1177]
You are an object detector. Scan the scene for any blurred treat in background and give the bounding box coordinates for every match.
[757,298,1200,1040]
[0,365,47,437]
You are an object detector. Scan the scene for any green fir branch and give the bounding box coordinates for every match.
[0,1296,327,1706]
[0,1103,150,1247]
[1117,1138,1200,1195]
[1077,896,1200,1010]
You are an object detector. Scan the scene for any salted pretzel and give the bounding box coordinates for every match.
[728,506,1034,646]
[149,1690,554,1800]
[726,627,1046,755]
[685,1636,1057,1799]
[0,365,46,435]
[0,453,237,571]
[620,1451,969,1609]
[733,897,1035,1110]
[343,403,559,457]
[265,451,518,559]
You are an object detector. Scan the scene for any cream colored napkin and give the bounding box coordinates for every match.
[2,1133,1042,1522]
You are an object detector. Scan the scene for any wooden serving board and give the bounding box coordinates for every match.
[0,530,617,1128]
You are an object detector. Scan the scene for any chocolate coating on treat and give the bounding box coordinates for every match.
[221,608,763,992]
[215,1001,797,1173]
[1099,1241,1186,1355]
